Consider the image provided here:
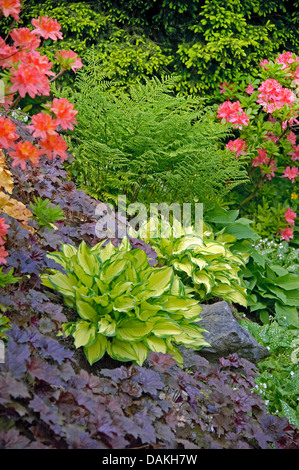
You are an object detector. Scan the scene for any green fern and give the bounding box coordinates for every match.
[54,54,248,207]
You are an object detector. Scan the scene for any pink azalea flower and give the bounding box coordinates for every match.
[10,27,40,51]
[225,138,247,157]
[56,50,83,72]
[31,16,63,41]
[262,159,278,180]
[287,131,297,146]
[282,165,299,183]
[284,207,297,225]
[251,148,269,167]
[27,113,57,139]
[0,246,8,264]
[281,226,294,242]
[288,144,299,162]
[0,0,21,22]
[257,79,296,113]
[50,98,77,130]
[245,83,255,95]
[217,100,250,129]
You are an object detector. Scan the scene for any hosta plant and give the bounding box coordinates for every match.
[132,216,248,307]
[41,237,209,366]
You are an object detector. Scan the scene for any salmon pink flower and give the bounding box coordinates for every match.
[217,100,250,129]
[276,51,299,70]
[0,245,8,264]
[288,144,299,162]
[284,207,297,225]
[10,63,50,98]
[281,226,294,242]
[226,138,247,157]
[31,16,63,41]
[257,79,295,113]
[27,113,57,139]
[0,0,21,21]
[56,50,83,72]
[39,134,68,161]
[245,83,255,95]
[282,165,299,183]
[10,27,40,50]
[0,117,19,149]
[10,141,40,169]
[0,217,9,245]
[50,98,77,130]
[251,148,269,167]
[287,131,297,146]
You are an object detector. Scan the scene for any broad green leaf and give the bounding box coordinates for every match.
[107,338,139,363]
[77,241,93,275]
[116,319,153,341]
[131,342,148,366]
[44,272,77,298]
[76,300,99,322]
[143,335,167,353]
[171,259,193,277]
[192,271,214,293]
[73,321,97,348]
[100,259,127,281]
[98,316,117,336]
[98,242,116,262]
[110,281,133,299]
[275,303,299,327]
[224,222,259,241]
[275,273,299,291]
[145,266,173,297]
[113,294,136,312]
[172,236,204,254]
[61,243,77,258]
[152,318,182,337]
[161,296,199,312]
[84,334,107,365]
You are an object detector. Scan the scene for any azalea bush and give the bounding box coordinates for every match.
[217,51,299,242]
[0,0,82,267]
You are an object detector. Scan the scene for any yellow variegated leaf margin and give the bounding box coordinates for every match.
[41,237,208,367]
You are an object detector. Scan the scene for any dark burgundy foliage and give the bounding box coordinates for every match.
[0,152,298,449]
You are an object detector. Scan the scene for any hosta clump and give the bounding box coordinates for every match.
[134,217,248,307]
[41,238,209,366]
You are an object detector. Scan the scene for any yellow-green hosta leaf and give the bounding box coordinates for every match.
[180,304,202,321]
[161,296,199,312]
[192,271,214,293]
[90,239,106,255]
[100,259,127,282]
[171,258,193,277]
[110,281,133,299]
[165,339,184,364]
[73,321,97,348]
[151,318,182,338]
[77,241,93,276]
[212,284,247,307]
[42,272,77,298]
[84,334,107,365]
[61,243,78,258]
[131,342,149,366]
[143,335,167,353]
[172,236,204,254]
[113,294,136,312]
[98,316,117,336]
[116,319,153,341]
[97,241,117,262]
[95,277,109,294]
[76,300,99,322]
[128,249,150,271]
[145,266,173,297]
[170,276,185,296]
[46,252,68,269]
[188,255,208,271]
[107,338,142,363]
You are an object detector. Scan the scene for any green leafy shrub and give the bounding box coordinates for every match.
[133,215,248,307]
[242,318,299,429]
[254,237,299,274]
[30,197,65,230]
[41,237,209,366]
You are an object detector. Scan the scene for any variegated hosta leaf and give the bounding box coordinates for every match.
[42,237,208,366]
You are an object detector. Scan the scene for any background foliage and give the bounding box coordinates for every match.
[4,0,299,97]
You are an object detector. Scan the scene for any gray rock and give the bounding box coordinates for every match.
[183,301,270,365]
